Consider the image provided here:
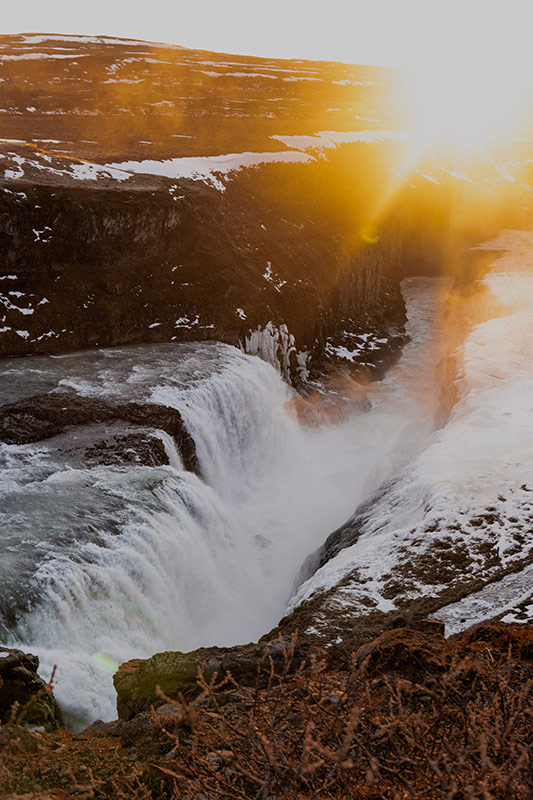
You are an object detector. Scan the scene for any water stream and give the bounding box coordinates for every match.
[0,274,465,727]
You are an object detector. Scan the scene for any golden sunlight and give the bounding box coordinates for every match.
[403,50,533,149]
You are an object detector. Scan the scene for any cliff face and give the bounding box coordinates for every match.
[1,34,529,377]
[0,155,413,378]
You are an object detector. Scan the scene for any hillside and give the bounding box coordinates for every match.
[0,34,530,375]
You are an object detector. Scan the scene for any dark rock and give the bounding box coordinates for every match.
[84,432,169,468]
[0,646,62,731]
[0,391,198,475]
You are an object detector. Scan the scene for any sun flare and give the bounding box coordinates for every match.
[403,51,533,149]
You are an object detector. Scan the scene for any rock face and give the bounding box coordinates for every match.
[0,147,415,381]
[114,636,320,720]
[0,391,198,473]
[84,432,169,468]
[0,646,62,731]
[0,34,527,377]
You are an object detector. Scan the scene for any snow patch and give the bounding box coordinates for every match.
[105,151,314,191]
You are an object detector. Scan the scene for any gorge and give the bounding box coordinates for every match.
[0,31,532,798]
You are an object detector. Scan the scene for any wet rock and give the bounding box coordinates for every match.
[0,391,198,474]
[84,432,169,468]
[0,646,62,731]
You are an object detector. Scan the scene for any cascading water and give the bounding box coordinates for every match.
[0,275,451,728]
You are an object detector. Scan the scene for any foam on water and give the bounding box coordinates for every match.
[1,276,451,727]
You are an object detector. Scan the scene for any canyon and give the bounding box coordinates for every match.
[0,36,532,797]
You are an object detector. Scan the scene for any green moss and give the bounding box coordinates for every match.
[114,651,203,707]
[21,694,63,732]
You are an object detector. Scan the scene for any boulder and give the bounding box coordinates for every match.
[114,637,320,721]
[0,646,62,731]
[0,392,199,475]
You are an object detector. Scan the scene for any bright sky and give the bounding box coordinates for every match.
[2,0,533,68]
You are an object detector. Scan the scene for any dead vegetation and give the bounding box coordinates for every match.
[0,622,532,799]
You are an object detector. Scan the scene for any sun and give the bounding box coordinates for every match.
[402,50,533,150]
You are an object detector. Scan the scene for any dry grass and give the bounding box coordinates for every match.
[1,626,532,799]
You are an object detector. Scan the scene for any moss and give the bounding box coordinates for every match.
[114,651,204,714]
[21,694,63,733]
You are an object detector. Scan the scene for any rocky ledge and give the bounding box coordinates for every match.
[0,646,62,732]
[0,390,198,474]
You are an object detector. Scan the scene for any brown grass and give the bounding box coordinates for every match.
[1,627,532,799]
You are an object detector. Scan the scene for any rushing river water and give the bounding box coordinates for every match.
[0,275,449,727]
[1,232,531,730]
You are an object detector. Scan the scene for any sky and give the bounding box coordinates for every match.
[2,0,533,68]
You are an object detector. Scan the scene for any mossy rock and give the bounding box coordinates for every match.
[114,651,206,720]
[114,637,321,721]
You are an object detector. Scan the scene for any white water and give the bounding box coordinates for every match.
[290,230,533,625]
[0,276,451,728]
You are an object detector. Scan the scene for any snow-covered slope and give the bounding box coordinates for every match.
[282,230,533,644]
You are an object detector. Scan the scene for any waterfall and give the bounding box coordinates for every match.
[0,277,450,728]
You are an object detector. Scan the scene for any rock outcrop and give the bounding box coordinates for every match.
[0,391,198,474]
[114,636,321,721]
[0,646,62,731]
